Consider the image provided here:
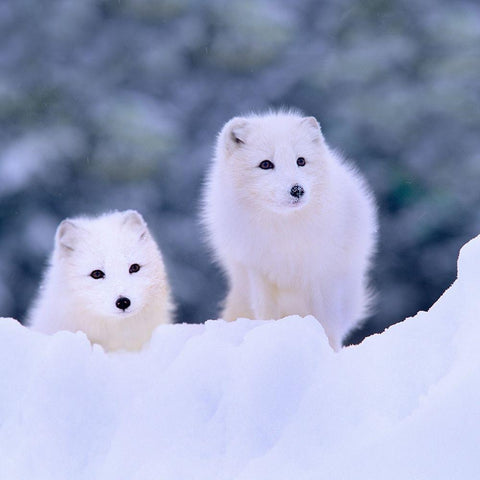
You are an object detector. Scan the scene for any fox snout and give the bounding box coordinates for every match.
[290,184,305,199]
[116,296,131,311]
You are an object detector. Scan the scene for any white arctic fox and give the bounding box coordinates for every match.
[202,110,378,350]
[27,210,173,351]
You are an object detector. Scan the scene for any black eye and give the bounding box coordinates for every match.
[259,160,274,170]
[90,270,105,279]
[129,263,141,274]
[297,157,306,167]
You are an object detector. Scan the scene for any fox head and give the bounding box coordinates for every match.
[54,210,168,320]
[217,111,331,214]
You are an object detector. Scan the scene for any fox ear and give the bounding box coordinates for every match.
[122,210,148,239]
[221,117,249,154]
[301,116,324,143]
[56,219,80,253]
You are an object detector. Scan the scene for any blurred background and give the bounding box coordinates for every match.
[1,0,479,343]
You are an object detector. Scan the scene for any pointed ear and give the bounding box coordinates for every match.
[55,219,80,253]
[301,116,324,143]
[220,117,250,154]
[121,210,148,239]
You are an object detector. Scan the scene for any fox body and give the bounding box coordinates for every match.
[28,210,172,351]
[202,110,377,349]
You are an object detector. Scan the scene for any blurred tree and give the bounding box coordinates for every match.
[0,0,479,342]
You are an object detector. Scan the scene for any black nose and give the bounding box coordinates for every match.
[290,184,305,199]
[116,297,131,311]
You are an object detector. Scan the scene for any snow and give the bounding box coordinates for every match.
[1,235,480,479]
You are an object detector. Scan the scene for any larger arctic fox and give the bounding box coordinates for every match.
[202,110,377,350]
[28,210,173,351]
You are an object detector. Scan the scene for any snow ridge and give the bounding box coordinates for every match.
[1,235,480,479]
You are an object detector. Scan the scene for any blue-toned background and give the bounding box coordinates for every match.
[1,0,479,342]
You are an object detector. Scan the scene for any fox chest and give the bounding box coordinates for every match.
[240,228,329,287]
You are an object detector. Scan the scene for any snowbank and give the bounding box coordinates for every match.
[1,235,480,480]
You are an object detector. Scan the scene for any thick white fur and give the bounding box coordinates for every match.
[27,210,173,351]
[202,110,378,350]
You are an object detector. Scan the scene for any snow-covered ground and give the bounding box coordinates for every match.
[1,235,480,480]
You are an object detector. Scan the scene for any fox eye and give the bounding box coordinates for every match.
[129,263,141,274]
[90,270,105,279]
[296,157,306,167]
[259,160,274,170]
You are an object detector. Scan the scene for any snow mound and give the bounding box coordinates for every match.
[1,235,480,479]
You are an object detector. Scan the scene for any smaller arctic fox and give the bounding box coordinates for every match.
[27,210,173,351]
[202,110,378,350]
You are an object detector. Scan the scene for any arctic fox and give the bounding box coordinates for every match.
[27,210,173,351]
[202,110,378,350]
